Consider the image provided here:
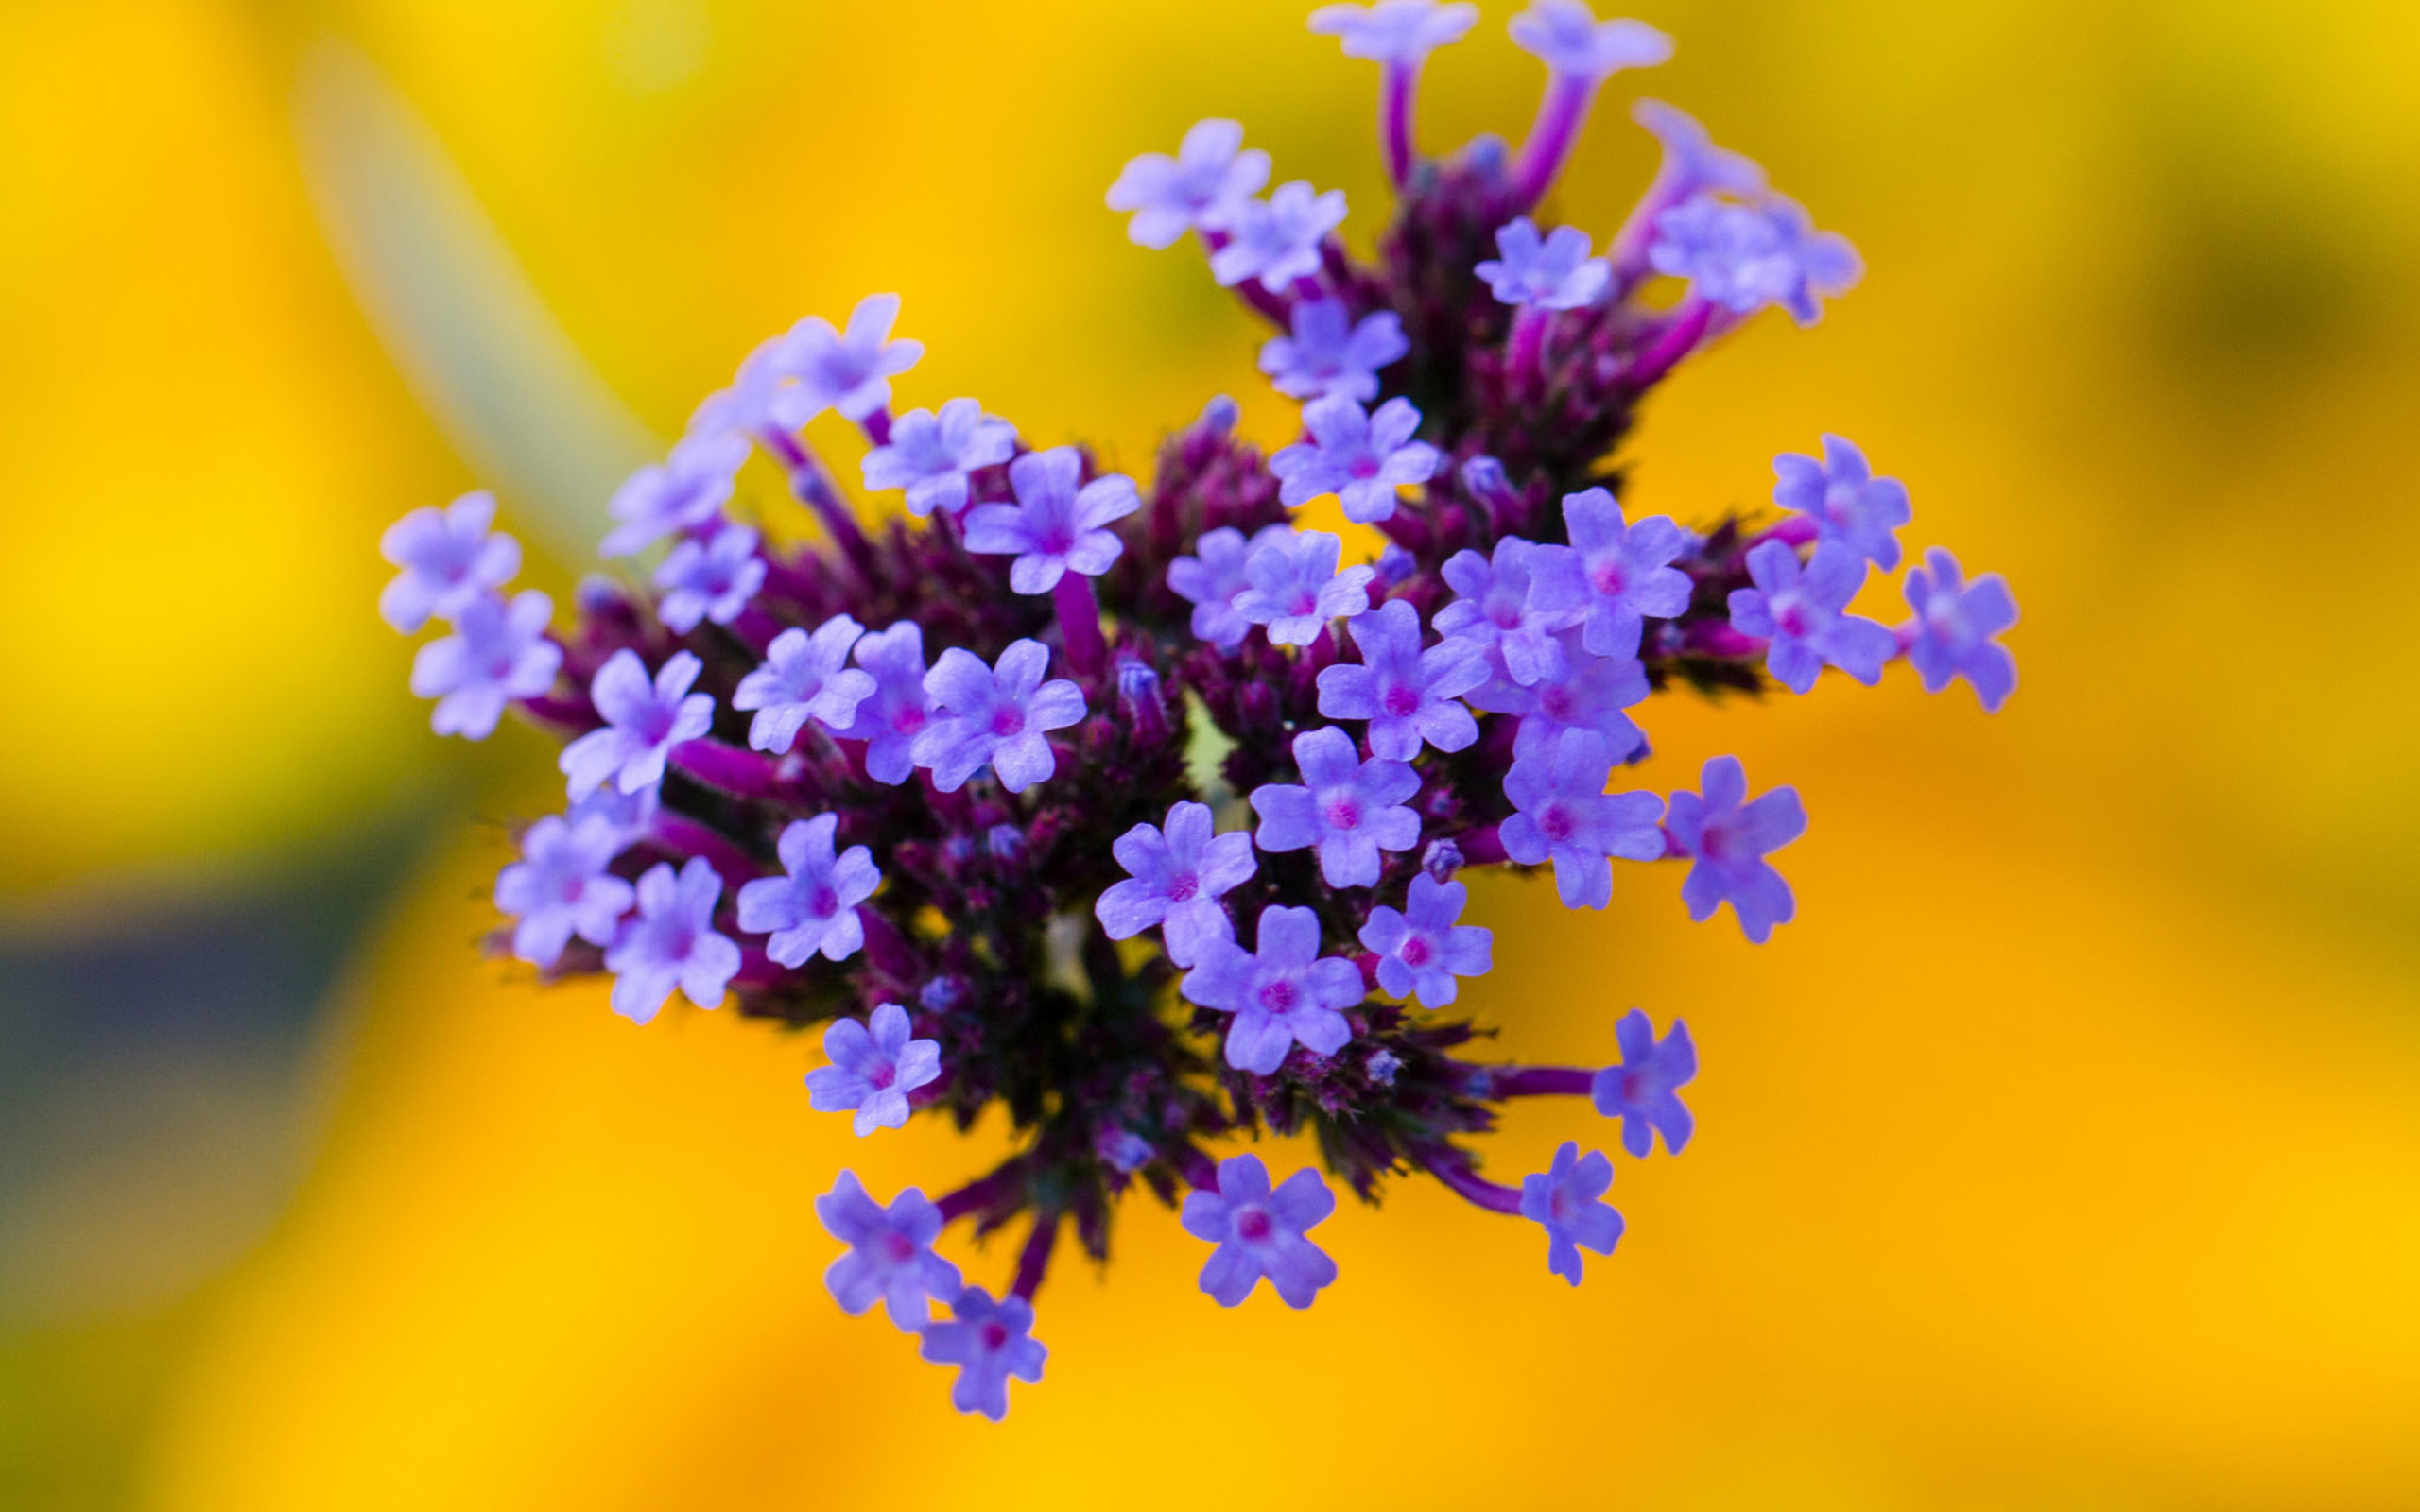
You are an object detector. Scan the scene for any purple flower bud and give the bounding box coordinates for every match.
[1108,119,1270,249]
[1727,540,1898,695]
[1270,395,1440,524]
[1499,729,1665,910]
[493,814,634,968]
[1592,1009,1696,1157]
[807,1003,942,1136]
[1358,872,1494,1007]
[1210,181,1348,294]
[1520,1140,1623,1284]
[1249,726,1423,888]
[861,398,1018,518]
[1097,800,1257,967]
[1180,1153,1340,1307]
[560,649,715,800]
[1375,542,1418,588]
[1258,298,1410,403]
[409,590,562,740]
[830,621,932,785]
[911,639,1087,794]
[379,490,520,633]
[1199,393,1242,433]
[732,614,879,756]
[1366,1048,1404,1086]
[1662,755,1805,942]
[1475,216,1610,309]
[1315,598,1487,759]
[1901,547,2019,713]
[653,523,766,632]
[601,430,748,558]
[1772,435,1912,570]
[1525,487,1694,658]
[1180,904,1366,1074]
[818,1172,960,1330]
[1097,1128,1156,1173]
[603,856,741,1024]
[1421,837,1464,882]
[962,447,1140,593]
[735,813,881,967]
[918,1285,1046,1421]
[1231,528,1376,647]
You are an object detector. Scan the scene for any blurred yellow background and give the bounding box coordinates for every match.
[4,0,2417,1507]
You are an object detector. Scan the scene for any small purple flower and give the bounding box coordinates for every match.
[1475,217,1610,309]
[1663,754,1806,943]
[817,1172,961,1331]
[1357,872,1493,1008]
[1634,97,1765,198]
[1467,630,1650,761]
[1180,905,1366,1074]
[731,614,878,755]
[918,1286,1046,1422]
[1520,1141,1624,1285]
[566,782,659,848]
[1180,1153,1340,1308]
[1249,726,1423,888]
[962,447,1140,593]
[600,430,749,558]
[831,621,932,785]
[1096,800,1258,968]
[1499,729,1665,910]
[1258,298,1409,403]
[1433,535,1580,686]
[493,814,634,968]
[1107,118,1270,249]
[771,293,925,423]
[1773,434,1912,570]
[1269,394,1439,524]
[911,639,1087,794]
[1232,529,1376,647]
[1592,1009,1696,1157]
[806,1003,942,1136]
[1509,1,1671,81]
[1316,598,1487,759]
[603,856,741,1024]
[559,649,715,799]
[1728,540,1898,695]
[735,813,880,967]
[379,490,520,633]
[1527,487,1693,658]
[1650,193,1862,327]
[1309,0,1478,63]
[409,590,562,740]
[1901,547,2019,713]
[1167,524,1293,648]
[860,398,1017,518]
[652,523,766,632]
[1210,180,1348,293]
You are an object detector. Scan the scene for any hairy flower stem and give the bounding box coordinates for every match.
[1053,572,1109,679]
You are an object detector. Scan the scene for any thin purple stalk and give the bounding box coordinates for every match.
[1512,74,1595,209]
[1488,1065,1595,1098]
[1605,177,1684,301]
[1381,61,1418,186]
[1198,229,1294,326]
[648,811,760,892]
[1508,304,1551,378]
[756,425,877,577]
[860,407,892,447]
[937,1160,1026,1224]
[1010,1212,1060,1300]
[1455,823,1508,866]
[856,903,918,978]
[1622,299,1713,390]
[1052,572,1108,679]
[669,738,784,799]
[1423,1149,1525,1215]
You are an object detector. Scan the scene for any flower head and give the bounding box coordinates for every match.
[1728,540,1898,695]
[1520,1141,1623,1284]
[1168,523,1293,648]
[830,621,932,785]
[807,1003,942,1136]
[861,398,1018,518]
[1181,1154,1340,1307]
[1467,630,1650,761]
[1591,1009,1696,1157]
[962,447,1140,593]
[1316,598,1487,759]
[1433,535,1580,686]
[1249,726,1423,888]
[732,614,878,755]
[603,856,741,1024]
[1258,298,1409,402]
[1181,905,1366,1074]
[379,490,521,633]
[560,649,715,799]
[1475,217,1611,310]
[736,814,880,967]
[601,430,749,557]
[1108,119,1270,249]
[1309,0,1478,63]
[1772,434,1911,570]
[409,590,562,740]
[769,293,925,423]
[1210,180,1349,293]
[910,639,1087,793]
[1096,800,1258,967]
[1901,547,2019,713]
[493,814,635,968]
[1270,395,1439,524]
[1499,728,1665,910]
[1663,754,1805,942]
[1650,192,1861,327]
[653,523,767,632]
[1634,97,1765,198]
[918,1286,1046,1421]
[1527,488,1693,658]
[1232,528,1376,646]
[1509,1,1671,81]
[818,1173,961,1331]
[1357,872,1493,1007]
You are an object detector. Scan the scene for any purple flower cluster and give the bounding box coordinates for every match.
[379,0,2016,1421]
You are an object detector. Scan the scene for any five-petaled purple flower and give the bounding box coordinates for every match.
[1231,528,1376,646]
[860,398,1017,518]
[653,523,766,632]
[1309,0,1478,63]
[918,1286,1046,1422]
[1180,904,1366,1074]
[1475,217,1611,310]
[1591,1008,1696,1157]
[1249,726,1423,888]
[962,447,1140,593]
[1773,434,1912,570]
[1650,193,1861,328]
[1316,598,1487,758]
[1181,1153,1340,1308]
[1901,547,2019,713]
[770,293,925,423]
[600,430,748,558]
[1210,180,1348,293]
[1107,118,1269,249]
[830,621,932,785]
[1269,394,1439,524]
[493,813,634,969]
[1167,523,1292,648]
[1258,298,1410,402]
[817,1172,961,1330]
[911,639,1086,794]
[806,1003,942,1136]
[1467,629,1649,760]
[1096,800,1258,967]
[1357,872,1493,1008]
[1663,754,1805,942]
[736,813,880,967]
[560,649,715,799]
[1499,728,1665,910]
[1529,488,1693,658]
[1634,97,1766,199]
[1509,1,1671,80]
[409,589,562,740]
[603,856,741,1024]
[1433,535,1580,686]
[1728,539,1898,695]
[1520,1141,1624,1285]
[732,614,877,755]
[379,490,520,633]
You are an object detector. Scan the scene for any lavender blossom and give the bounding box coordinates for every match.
[1663,755,1805,942]
[1520,1141,1624,1285]
[831,621,933,785]
[807,1003,942,1136]
[1249,726,1423,888]
[911,639,1086,794]
[1180,905,1366,1074]
[1231,528,1376,646]
[1728,540,1899,695]
[600,430,749,558]
[1433,536,1580,686]
[1466,630,1649,760]
[1901,547,2019,713]
[603,856,741,1024]
[1107,119,1270,249]
[493,814,635,968]
[1167,524,1292,648]
[818,1173,961,1330]
[1475,217,1611,309]
[1591,1009,1696,1157]
[1528,487,1693,658]
[409,590,562,740]
[1316,598,1487,759]
[1309,0,1478,62]
[1509,1,1671,80]
[653,523,767,632]
[566,782,658,848]
[770,293,925,423]
[1773,434,1912,570]
[1650,193,1862,327]
[1499,729,1665,910]
[962,447,1140,593]
[1180,1153,1340,1307]
[919,1286,1046,1422]
[1096,800,1257,967]
[731,614,878,755]
[1269,394,1439,524]
[736,814,880,967]
[1258,298,1410,402]
[560,649,715,799]
[1634,98,1766,198]
[861,398,1018,518]
[1357,872,1493,1008]
[379,490,520,633]
[1210,180,1348,293]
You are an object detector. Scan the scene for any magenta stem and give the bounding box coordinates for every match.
[1199,229,1294,326]
[1425,1150,1525,1215]
[647,811,760,892]
[1755,515,1821,549]
[860,407,892,447]
[1052,572,1108,679]
[1508,304,1551,378]
[1455,823,1508,866]
[669,738,783,799]
[857,904,918,979]
[1489,1065,1596,1099]
[1606,176,1685,300]
[1683,619,1764,659]
[1512,73,1596,209]
[1010,1212,1060,1300]
[1622,299,1714,390]
[1381,61,1418,186]
[1175,1146,1220,1192]
[756,425,876,577]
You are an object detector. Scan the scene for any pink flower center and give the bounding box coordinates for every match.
[809,885,839,919]
[1236,1207,1274,1241]
[1382,684,1420,717]
[1324,799,1363,831]
[990,705,1028,737]
[1539,803,1575,843]
[1166,873,1199,902]
[1589,558,1627,596]
[1400,936,1433,967]
[1350,455,1381,480]
[979,1320,1011,1350]
[883,1232,916,1263]
[1259,979,1299,1014]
